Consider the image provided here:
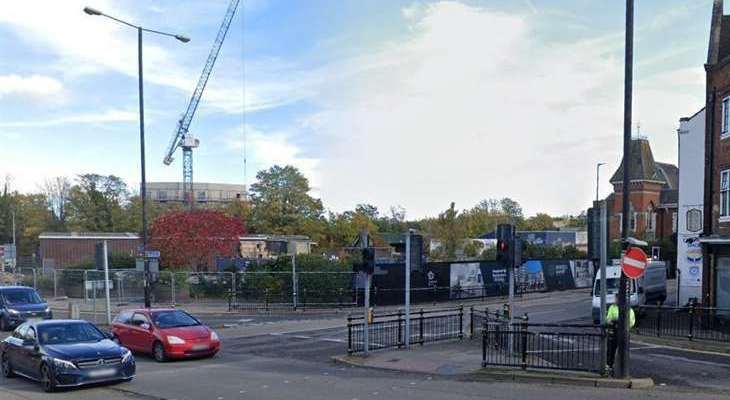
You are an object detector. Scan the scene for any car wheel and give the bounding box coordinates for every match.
[1,352,15,378]
[153,341,167,363]
[40,364,56,393]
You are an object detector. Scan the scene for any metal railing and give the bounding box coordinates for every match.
[347,306,464,354]
[481,315,607,373]
[635,304,730,343]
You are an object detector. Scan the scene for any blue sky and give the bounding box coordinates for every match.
[0,0,714,218]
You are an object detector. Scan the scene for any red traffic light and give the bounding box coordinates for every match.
[497,240,509,252]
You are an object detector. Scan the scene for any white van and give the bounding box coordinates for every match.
[591,261,668,324]
[591,265,638,324]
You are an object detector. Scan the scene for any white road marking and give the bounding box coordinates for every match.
[648,353,730,368]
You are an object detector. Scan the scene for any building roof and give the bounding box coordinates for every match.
[239,234,311,242]
[39,232,140,240]
[656,163,678,190]
[609,138,666,184]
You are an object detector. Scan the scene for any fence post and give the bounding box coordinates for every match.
[338,288,344,309]
[82,270,89,302]
[171,272,176,306]
[459,304,464,340]
[303,288,307,312]
[656,304,662,338]
[419,308,424,345]
[230,272,235,309]
[470,306,474,338]
[688,303,695,341]
[481,325,487,368]
[397,309,403,348]
[265,288,270,312]
[521,313,528,370]
[52,269,57,299]
[347,314,353,354]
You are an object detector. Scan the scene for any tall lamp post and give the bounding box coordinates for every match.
[83,7,189,308]
[596,162,606,202]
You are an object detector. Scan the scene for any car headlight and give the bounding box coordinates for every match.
[7,309,19,315]
[167,335,185,345]
[52,358,77,370]
[210,331,219,342]
[45,306,51,313]
[121,349,133,364]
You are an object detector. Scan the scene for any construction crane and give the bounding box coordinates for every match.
[163,0,240,207]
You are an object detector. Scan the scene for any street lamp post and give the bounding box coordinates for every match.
[596,162,606,202]
[83,6,189,308]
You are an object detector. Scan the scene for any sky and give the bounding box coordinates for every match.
[0,0,714,219]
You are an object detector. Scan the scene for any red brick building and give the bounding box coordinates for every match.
[700,0,730,309]
[39,232,141,269]
[607,138,678,243]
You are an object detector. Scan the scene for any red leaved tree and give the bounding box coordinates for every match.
[149,209,246,271]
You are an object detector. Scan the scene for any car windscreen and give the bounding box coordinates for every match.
[594,278,620,296]
[151,310,200,329]
[2,289,43,305]
[38,322,106,345]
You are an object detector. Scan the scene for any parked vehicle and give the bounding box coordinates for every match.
[0,320,135,392]
[0,286,53,331]
[111,308,220,362]
[591,266,638,324]
[591,261,668,324]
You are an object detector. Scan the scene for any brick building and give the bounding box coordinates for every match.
[700,0,730,309]
[607,138,678,242]
[39,232,141,269]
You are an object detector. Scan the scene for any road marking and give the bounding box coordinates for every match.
[632,339,730,358]
[293,335,313,340]
[321,338,346,343]
[648,353,730,368]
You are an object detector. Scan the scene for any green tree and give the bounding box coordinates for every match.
[248,165,325,236]
[424,202,464,260]
[520,213,556,231]
[66,174,129,231]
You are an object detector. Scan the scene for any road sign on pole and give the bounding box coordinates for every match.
[621,247,647,279]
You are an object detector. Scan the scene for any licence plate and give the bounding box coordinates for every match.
[88,368,116,378]
[192,344,209,351]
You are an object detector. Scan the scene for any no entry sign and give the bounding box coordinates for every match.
[621,247,648,279]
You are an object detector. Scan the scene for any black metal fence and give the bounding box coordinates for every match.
[635,305,730,342]
[347,306,464,354]
[481,315,607,373]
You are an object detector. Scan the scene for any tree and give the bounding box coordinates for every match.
[248,165,324,236]
[424,202,464,260]
[149,209,246,271]
[499,197,524,224]
[40,177,71,230]
[520,213,556,231]
[66,174,129,231]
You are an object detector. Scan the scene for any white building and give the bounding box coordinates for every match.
[677,109,705,305]
[145,182,246,205]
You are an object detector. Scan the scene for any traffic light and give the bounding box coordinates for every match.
[496,239,510,264]
[355,247,376,274]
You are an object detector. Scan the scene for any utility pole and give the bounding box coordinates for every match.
[617,0,634,379]
[596,162,606,202]
[359,231,371,356]
[11,211,16,271]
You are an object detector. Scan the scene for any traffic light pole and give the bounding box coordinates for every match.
[360,231,370,357]
[617,0,634,379]
[404,230,411,349]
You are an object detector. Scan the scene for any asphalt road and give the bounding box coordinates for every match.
[1,283,728,399]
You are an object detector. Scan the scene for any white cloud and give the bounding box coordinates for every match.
[223,124,320,193]
[0,74,65,102]
[294,1,703,217]
[0,109,137,128]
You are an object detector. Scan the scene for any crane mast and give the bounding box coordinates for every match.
[163,0,240,207]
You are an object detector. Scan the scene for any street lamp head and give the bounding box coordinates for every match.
[175,35,191,43]
[83,6,102,16]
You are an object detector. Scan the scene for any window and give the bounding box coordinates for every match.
[721,170,730,219]
[158,191,168,202]
[618,213,623,233]
[687,209,702,232]
[672,211,678,233]
[130,312,150,327]
[646,211,656,232]
[197,191,207,202]
[630,212,638,232]
[114,310,133,325]
[720,97,730,138]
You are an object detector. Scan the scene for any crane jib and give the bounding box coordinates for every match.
[161,0,241,207]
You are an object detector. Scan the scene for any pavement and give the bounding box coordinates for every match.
[1,281,729,399]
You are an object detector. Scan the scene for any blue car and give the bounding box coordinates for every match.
[0,286,53,331]
[0,320,135,392]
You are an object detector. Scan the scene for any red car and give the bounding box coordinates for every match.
[110,308,220,362]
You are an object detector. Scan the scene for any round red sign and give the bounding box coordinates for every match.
[621,247,648,279]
